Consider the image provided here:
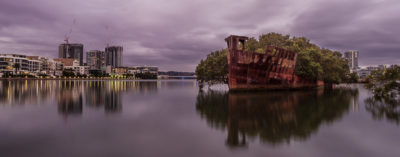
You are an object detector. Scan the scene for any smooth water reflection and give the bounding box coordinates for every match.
[0,80,158,116]
[196,89,359,147]
[0,81,400,157]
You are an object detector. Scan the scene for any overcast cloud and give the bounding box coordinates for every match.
[0,0,399,71]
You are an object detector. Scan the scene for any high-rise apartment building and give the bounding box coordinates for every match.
[105,46,123,68]
[86,50,105,70]
[58,43,84,65]
[344,50,359,70]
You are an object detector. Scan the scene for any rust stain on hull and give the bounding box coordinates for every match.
[225,35,323,90]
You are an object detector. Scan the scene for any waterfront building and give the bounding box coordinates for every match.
[378,64,386,70]
[104,65,113,74]
[86,50,105,70]
[49,60,64,76]
[64,65,89,76]
[58,43,84,65]
[366,66,379,71]
[35,57,61,76]
[357,68,371,79]
[38,57,50,73]
[357,65,388,80]
[63,60,89,76]
[26,56,41,73]
[389,64,399,68]
[127,66,158,75]
[39,58,63,76]
[0,54,41,75]
[54,58,76,66]
[112,67,128,75]
[344,50,359,72]
[105,46,123,68]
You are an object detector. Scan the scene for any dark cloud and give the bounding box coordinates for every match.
[291,0,400,66]
[0,0,399,71]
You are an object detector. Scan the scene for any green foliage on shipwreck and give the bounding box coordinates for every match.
[196,32,350,87]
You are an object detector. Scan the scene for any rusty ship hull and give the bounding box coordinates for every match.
[225,35,323,91]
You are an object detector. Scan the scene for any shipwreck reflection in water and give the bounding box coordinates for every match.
[196,88,359,148]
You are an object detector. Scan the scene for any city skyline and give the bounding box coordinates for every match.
[0,0,399,71]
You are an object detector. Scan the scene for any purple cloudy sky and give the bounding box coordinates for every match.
[0,0,399,71]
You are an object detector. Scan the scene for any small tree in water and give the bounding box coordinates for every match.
[366,65,400,98]
[195,49,228,89]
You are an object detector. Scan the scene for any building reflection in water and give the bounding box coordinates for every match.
[365,96,400,125]
[0,80,56,106]
[86,81,106,108]
[57,80,158,115]
[196,88,359,148]
[0,80,159,116]
[58,81,83,116]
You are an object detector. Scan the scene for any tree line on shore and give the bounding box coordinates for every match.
[195,32,354,87]
[365,65,400,98]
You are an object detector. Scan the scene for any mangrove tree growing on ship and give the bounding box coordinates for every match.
[195,32,350,87]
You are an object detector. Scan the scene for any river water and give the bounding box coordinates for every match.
[0,80,399,157]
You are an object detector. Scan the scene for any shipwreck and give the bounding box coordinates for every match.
[225,35,323,90]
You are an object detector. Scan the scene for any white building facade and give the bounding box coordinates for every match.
[344,50,359,72]
[64,60,89,76]
[0,54,41,76]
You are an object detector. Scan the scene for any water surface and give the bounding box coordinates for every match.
[0,80,399,157]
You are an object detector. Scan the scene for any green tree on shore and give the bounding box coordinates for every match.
[345,72,359,83]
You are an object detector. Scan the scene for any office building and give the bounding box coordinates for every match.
[105,46,123,68]
[58,43,84,65]
[344,50,359,71]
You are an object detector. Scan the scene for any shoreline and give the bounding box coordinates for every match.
[0,78,196,80]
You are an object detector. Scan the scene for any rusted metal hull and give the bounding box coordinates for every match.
[225,35,323,91]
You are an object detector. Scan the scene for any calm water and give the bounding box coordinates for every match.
[0,80,399,157]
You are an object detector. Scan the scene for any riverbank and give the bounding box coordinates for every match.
[0,78,131,80]
[0,77,196,80]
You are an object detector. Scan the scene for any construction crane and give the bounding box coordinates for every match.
[64,19,76,57]
[105,25,110,47]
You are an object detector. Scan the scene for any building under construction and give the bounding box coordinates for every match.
[105,46,123,68]
[58,43,84,66]
[86,50,105,70]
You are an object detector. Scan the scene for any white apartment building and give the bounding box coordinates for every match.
[344,50,359,72]
[39,57,64,77]
[64,60,89,76]
[0,54,41,75]
[127,66,158,75]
